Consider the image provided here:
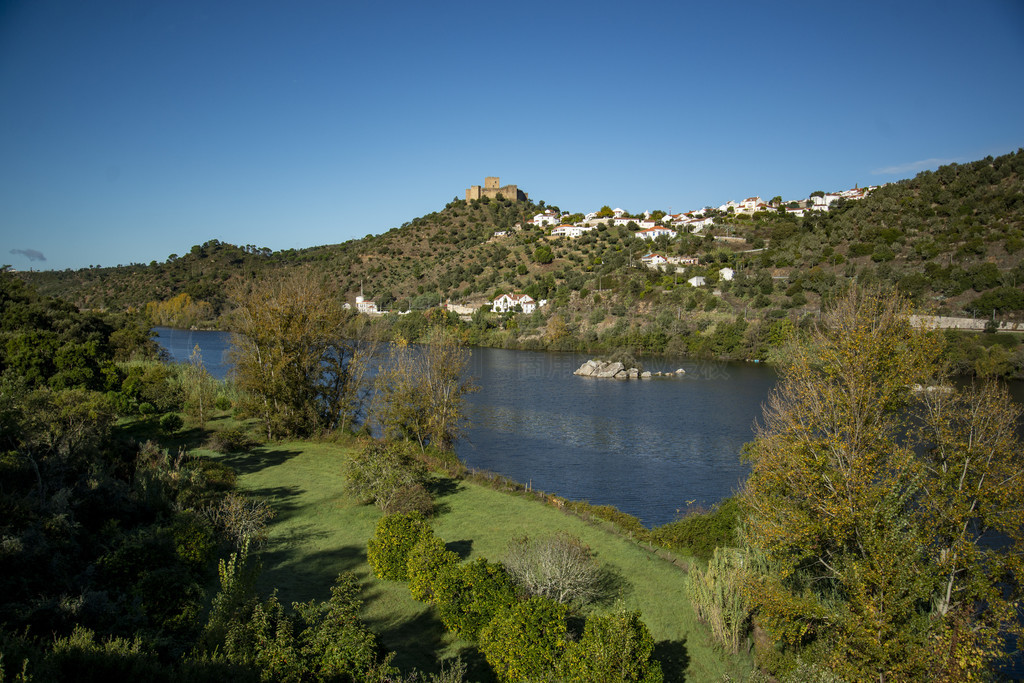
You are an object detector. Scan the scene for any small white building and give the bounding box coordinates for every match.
[635,226,676,240]
[551,224,595,238]
[490,293,538,314]
[530,210,560,227]
[641,252,668,267]
[719,267,734,281]
[355,295,379,315]
[687,276,706,287]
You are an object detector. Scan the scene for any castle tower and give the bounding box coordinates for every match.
[485,177,500,190]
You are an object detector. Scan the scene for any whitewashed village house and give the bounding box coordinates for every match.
[356,295,379,315]
[491,293,538,314]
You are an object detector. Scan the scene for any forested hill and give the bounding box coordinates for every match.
[20,150,1024,326]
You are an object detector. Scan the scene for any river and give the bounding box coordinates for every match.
[153,327,775,527]
[152,327,1024,528]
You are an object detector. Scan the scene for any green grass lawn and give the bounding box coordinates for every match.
[199,434,752,682]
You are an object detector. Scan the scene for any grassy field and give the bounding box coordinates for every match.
[196,433,753,682]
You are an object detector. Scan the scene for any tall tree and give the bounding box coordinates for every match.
[741,286,1024,680]
[372,326,475,451]
[229,271,368,439]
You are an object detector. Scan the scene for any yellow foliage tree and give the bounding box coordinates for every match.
[228,271,369,439]
[741,286,1024,680]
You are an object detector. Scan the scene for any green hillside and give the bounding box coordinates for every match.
[20,150,1024,370]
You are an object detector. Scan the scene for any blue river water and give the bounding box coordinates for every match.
[153,327,775,527]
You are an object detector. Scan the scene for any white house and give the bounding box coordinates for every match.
[682,216,714,232]
[640,252,668,267]
[530,210,560,227]
[687,276,706,287]
[719,267,734,281]
[355,295,379,315]
[551,224,595,238]
[635,226,676,240]
[490,293,538,314]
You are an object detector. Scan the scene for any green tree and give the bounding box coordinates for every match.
[741,286,1024,680]
[180,345,217,427]
[372,327,475,452]
[478,596,568,682]
[229,270,366,439]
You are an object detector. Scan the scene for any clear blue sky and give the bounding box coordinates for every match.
[2,0,1022,272]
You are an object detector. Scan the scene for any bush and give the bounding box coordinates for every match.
[407,534,460,603]
[503,532,603,606]
[205,427,260,454]
[159,413,184,434]
[478,597,568,683]
[433,558,517,640]
[366,512,432,581]
[346,441,432,514]
[558,608,663,682]
[650,497,742,560]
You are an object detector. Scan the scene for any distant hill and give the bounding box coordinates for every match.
[20,150,1024,339]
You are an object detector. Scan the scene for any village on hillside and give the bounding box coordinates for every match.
[350,182,879,317]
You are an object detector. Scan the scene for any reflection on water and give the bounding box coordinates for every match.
[459,349,777,527]
[154,330,1024,529]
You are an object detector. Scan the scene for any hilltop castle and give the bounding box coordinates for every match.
[465,176,527,202]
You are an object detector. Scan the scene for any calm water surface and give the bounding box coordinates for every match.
[154,328,1024,528]
[154,327,775,526]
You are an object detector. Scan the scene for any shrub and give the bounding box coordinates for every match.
[503,532,603,606]
[205,493,275,549]
[558,608,663,682]
[407,534,460,603]
[159,412,184,434]
[478,597,568,683]
[433,558,517,640]
[650,497,742,560]
[205,427,260,454]
[346,441,432,514]
[366,512,432,581]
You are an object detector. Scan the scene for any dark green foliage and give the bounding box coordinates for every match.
[433,558,518,640]
[558,609,664,682]
[159,412,184,433]
[215,572,396,682]
[650,497,742,561]
[478,597,568,683]
[366,512,432,581]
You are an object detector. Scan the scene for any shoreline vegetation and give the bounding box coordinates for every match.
[4,262,1024,679]
[20,151,1024,379]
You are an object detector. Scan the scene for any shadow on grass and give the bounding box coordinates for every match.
[244,484,306,521]
[653,638,690,683]
[426,477,462,499]
[215,447,303,475]
[258,544,368,605]
[593,564,634,606]
[446,539,474,560]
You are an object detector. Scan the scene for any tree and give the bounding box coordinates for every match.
[372,327,475,452]
[180,345,216,427]
[229,271,368,439]
[741,286,1024,680]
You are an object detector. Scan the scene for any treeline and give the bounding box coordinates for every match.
[0,272,417,681]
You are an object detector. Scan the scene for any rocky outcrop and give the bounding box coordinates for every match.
[574,360,685,379]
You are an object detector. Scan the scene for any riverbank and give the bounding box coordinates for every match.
[184,426,753,681]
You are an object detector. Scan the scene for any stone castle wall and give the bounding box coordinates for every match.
[466,177,527,202]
